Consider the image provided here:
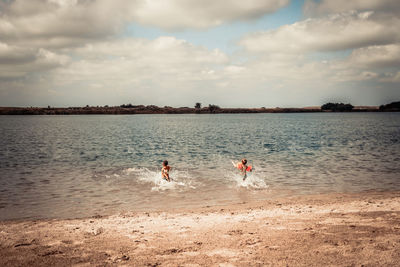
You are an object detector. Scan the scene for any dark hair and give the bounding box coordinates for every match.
[242,159,247,165]
[163,160,168,166]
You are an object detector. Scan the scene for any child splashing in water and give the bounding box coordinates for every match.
[233,158,253,181]
[161,160,171,182]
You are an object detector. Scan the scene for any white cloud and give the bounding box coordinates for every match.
[73,37,228,64]
[0,35,233,106]
[36,37,230,103]
[131,0,289,30]
[237,1,400,87]
[304,0,400,17]
[347,44,400,68]
[239,11,400,53]
[67,36,229,77]
[1,0,399,107]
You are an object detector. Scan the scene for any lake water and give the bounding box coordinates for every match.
[1,113,399,220]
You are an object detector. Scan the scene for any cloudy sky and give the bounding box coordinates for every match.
[0,0,399,108]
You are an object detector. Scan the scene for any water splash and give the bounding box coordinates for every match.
[124,167,197,191]
[226,170,269,189]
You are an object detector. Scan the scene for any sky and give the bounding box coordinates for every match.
[0,0,399,108]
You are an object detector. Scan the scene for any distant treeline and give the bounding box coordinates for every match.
[0,105,320,115]
[0,101,397,115]
[379,101,400,111]
[321,103,354,111]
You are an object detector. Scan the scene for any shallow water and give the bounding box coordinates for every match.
[0,113,399,220]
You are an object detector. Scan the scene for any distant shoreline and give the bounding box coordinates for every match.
[1,105,394,115]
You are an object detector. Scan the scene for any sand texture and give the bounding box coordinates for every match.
[1,191,400,266]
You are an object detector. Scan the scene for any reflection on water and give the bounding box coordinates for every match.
[0,113,399,220]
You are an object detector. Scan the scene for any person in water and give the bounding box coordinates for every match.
[161,160,171,182]
[233,158,253,181]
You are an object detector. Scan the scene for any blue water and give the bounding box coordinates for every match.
[0,113,399,220]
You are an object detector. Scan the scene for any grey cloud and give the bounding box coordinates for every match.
[0,0,289,50]
[0,47,70,78]
[0,0,129,49]
[0,43,36,64]
[380,71,400,82]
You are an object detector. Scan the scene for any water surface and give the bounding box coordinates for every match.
[0,113,399,220]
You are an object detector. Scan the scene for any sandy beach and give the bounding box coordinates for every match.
[1,191,400,266]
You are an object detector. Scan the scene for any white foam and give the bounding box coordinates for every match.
[227,171,268,189]
[123,167,138,174]
[126,167,197,191]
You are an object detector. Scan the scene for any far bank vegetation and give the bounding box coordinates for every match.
[0,101,397,115]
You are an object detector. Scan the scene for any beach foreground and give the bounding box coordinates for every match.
[1,192,400,266]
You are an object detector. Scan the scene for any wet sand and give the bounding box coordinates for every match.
[1,191,400,266]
